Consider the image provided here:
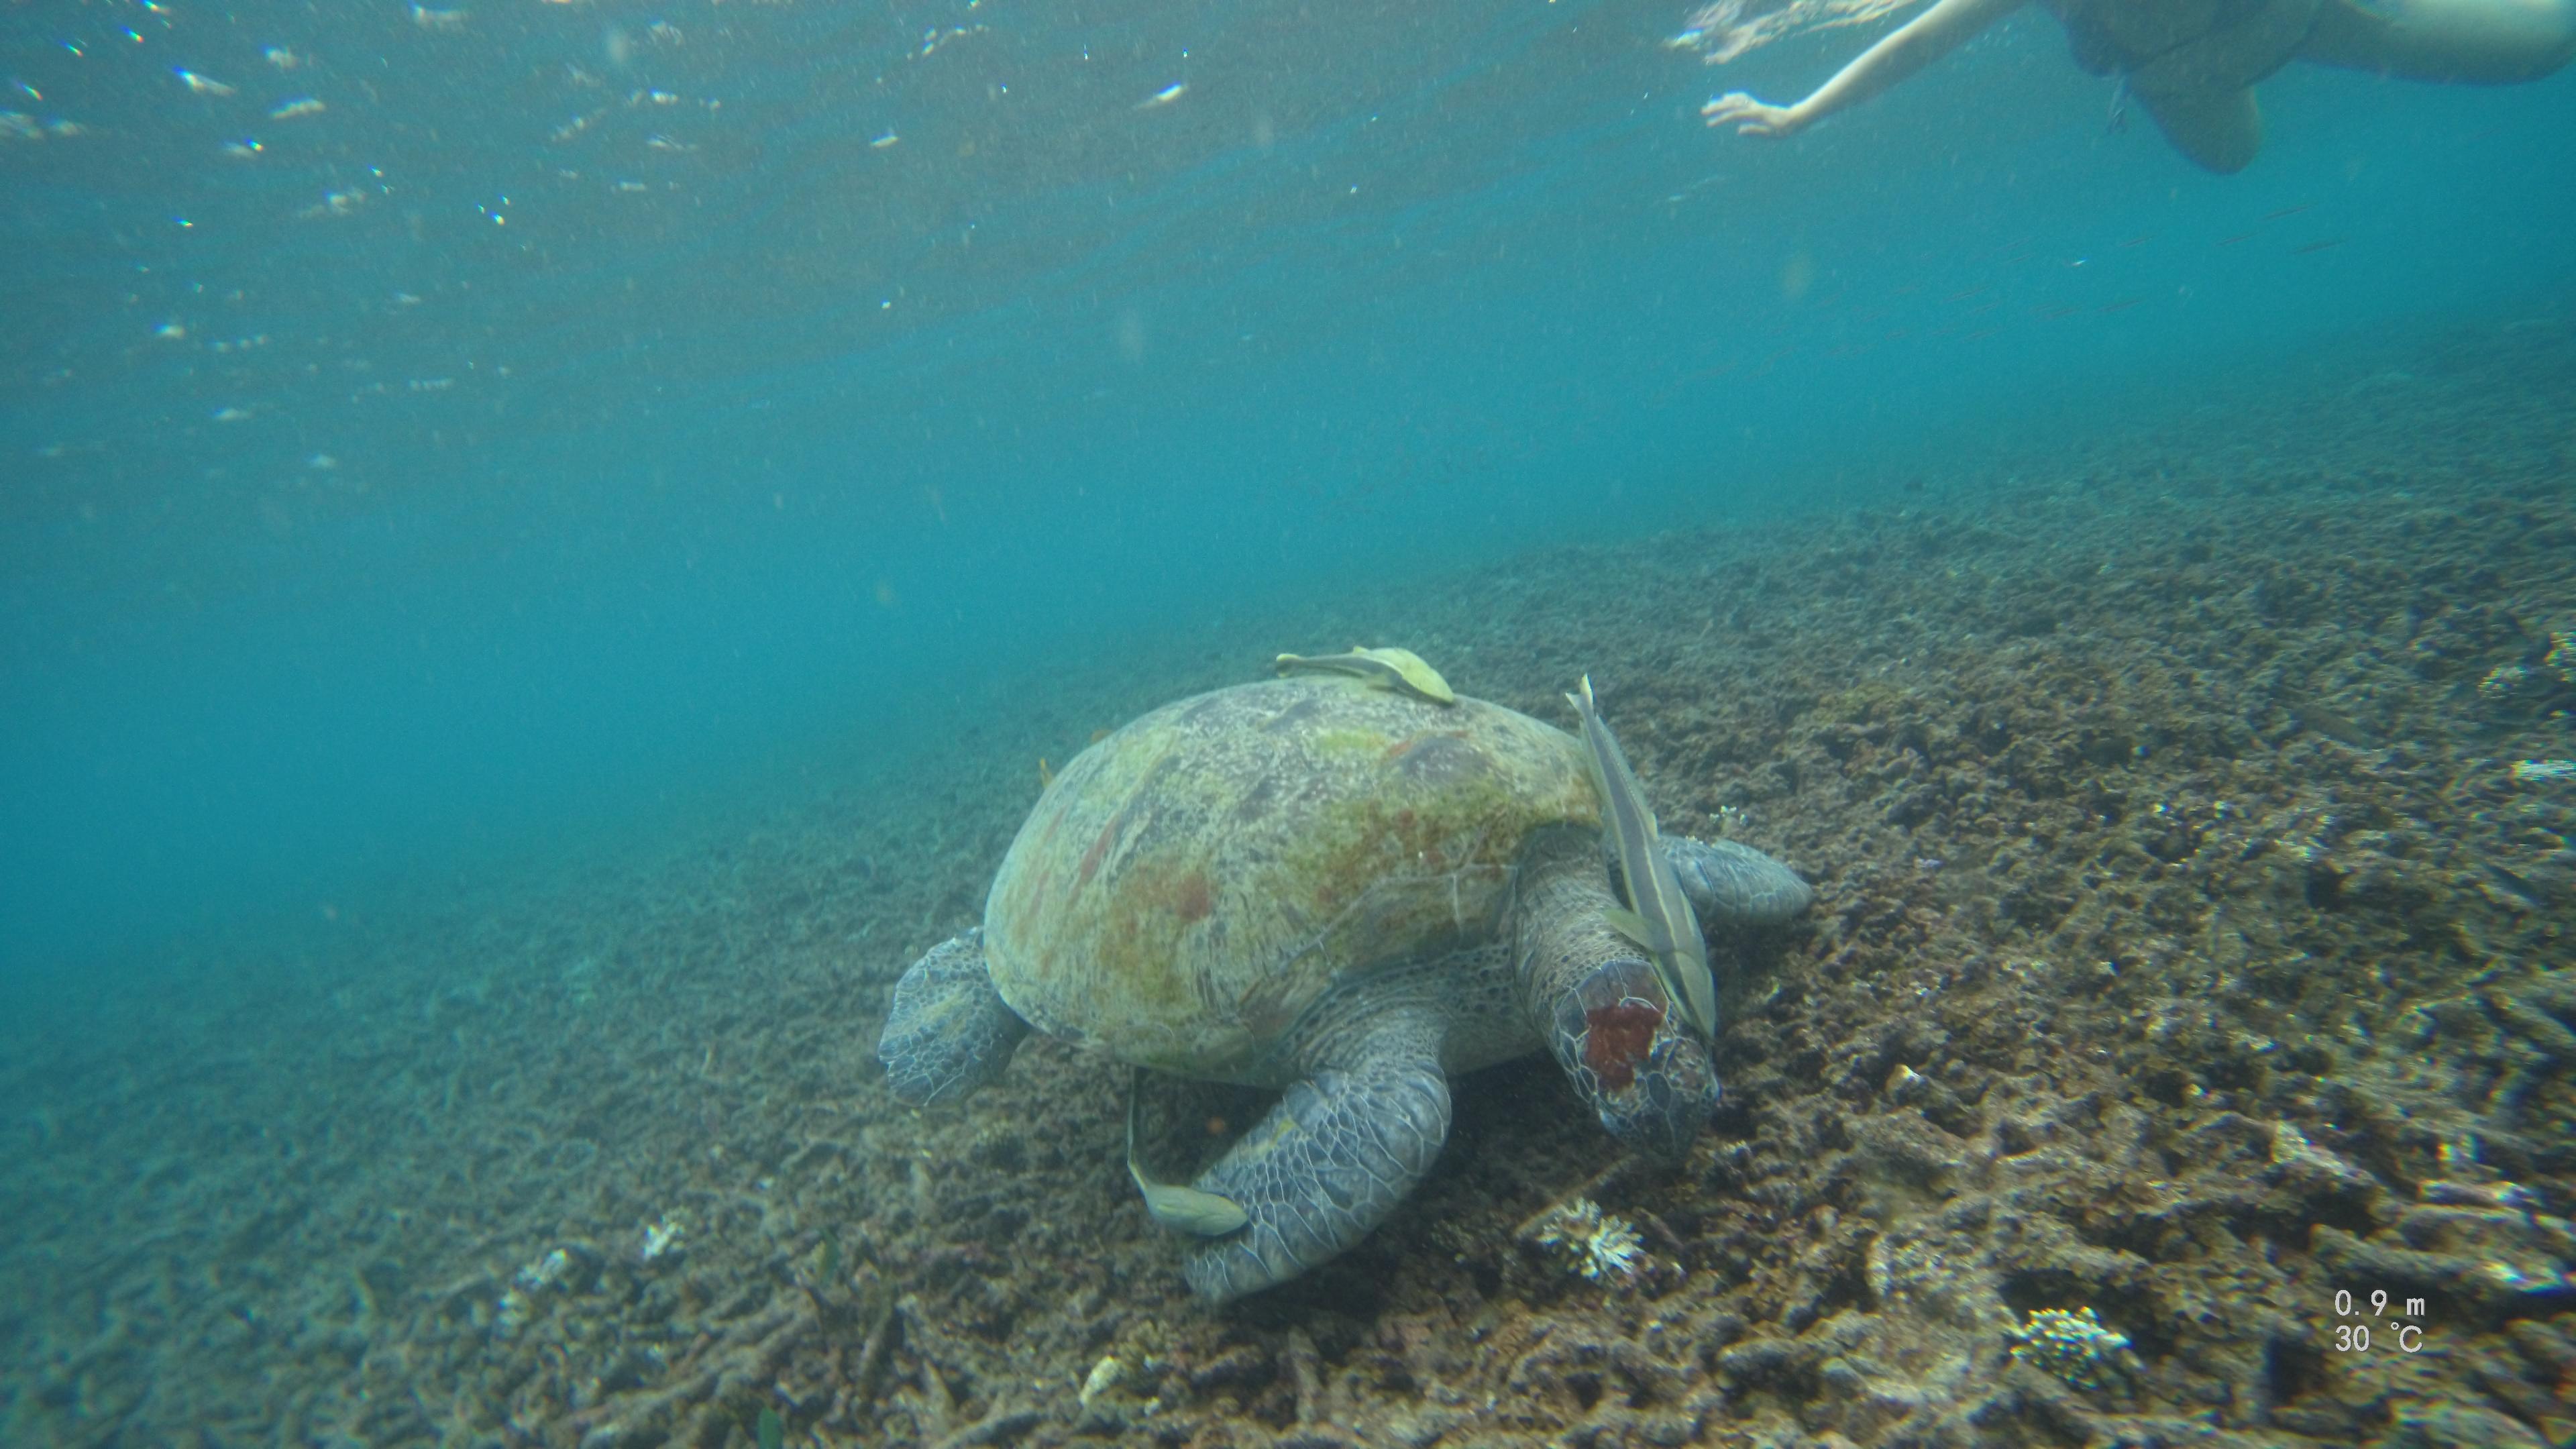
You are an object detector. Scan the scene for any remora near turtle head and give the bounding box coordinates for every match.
[1564,675,1717,1040]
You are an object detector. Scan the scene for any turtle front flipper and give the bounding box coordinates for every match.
[1180,1007,1450,1303]
[1662,836,1813,928]
[877,929,1030,1104]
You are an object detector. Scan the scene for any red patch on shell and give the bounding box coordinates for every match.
[1583,1001,1664,1093]
[1074,812,1123,892]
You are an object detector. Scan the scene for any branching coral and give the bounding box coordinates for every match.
[1532,1198,1647,1284]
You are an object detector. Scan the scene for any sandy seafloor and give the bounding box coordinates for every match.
[6,313,2575,1449]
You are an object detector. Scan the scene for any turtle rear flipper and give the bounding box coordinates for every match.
[1181,1006,1450,1303]
[879,929,1030,1104]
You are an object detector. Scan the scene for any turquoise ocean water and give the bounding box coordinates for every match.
[3,0,2569,975]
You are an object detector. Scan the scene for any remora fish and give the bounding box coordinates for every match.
[1273,645,1456,705]
[1564,675,1717,1040]
[1126,1069,1249,1236]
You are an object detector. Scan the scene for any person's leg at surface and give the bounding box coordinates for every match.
[2302,0,2576,81]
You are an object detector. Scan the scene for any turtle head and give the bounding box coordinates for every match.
[1546,955,1719,1162]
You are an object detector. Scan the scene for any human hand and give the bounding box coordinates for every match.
[1702,92,1805,137]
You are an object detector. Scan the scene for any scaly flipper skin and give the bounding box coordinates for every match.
[1662,836,1813,928]
[1518,828,1721,1161]
[1182,1005,1450,1303]
[878,930,1030,1105]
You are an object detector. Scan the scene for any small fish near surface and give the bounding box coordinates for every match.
[1273,645,1456,705]
[1563,675,1717,1040]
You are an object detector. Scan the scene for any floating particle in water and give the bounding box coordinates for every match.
[915,23,987,58]
[301,187,366,218]
[270,97,325,119]
[175,68,236,96]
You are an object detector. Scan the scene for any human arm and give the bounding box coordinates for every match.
[1703,0,2029,136]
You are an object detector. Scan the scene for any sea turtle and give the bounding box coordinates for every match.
[877,672,1811,1301]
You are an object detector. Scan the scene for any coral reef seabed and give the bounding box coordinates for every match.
[5,315,2575,1447]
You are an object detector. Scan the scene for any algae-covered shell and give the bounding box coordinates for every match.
[985,677,1599,1078]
